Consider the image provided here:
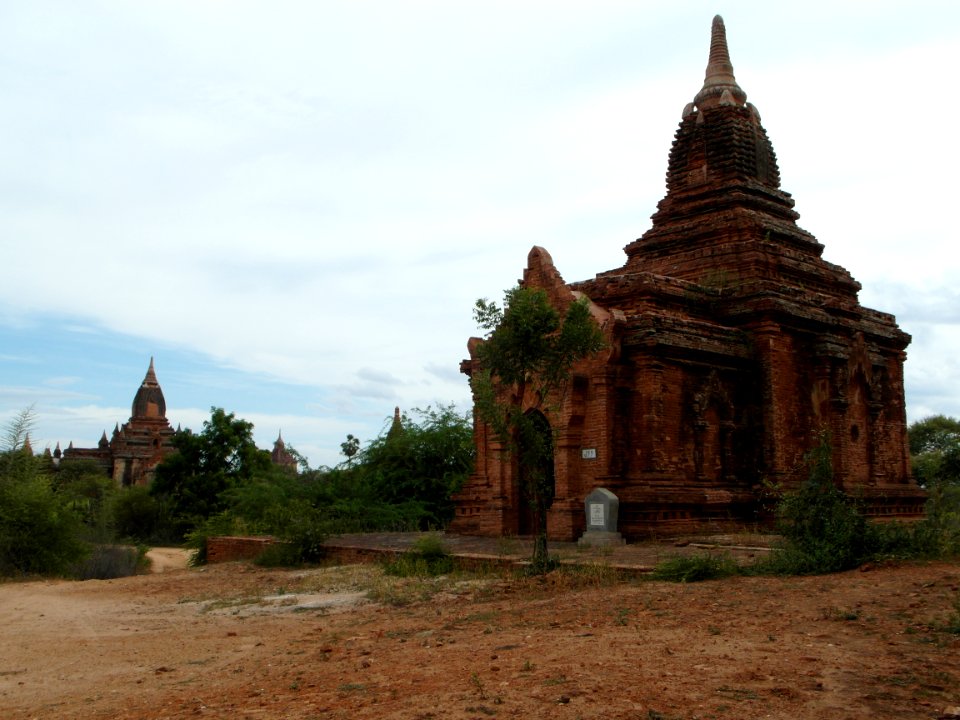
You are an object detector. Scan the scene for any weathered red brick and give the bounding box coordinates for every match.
[451,16,925,541]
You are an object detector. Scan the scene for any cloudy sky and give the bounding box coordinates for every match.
[2,1,958,468]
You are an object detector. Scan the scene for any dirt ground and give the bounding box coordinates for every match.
[1,553,959,720]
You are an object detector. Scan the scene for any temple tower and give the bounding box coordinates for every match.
[63,358,176,486]
[452,16,925,540]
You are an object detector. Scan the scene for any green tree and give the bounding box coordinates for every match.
[0,450,86,576]
[471,286,605,573]
[766,432,870,574]
[112,485,174,544]
[53,459,119,543]
[340,434,360,465]
[2,405,36,452]
[908,415,960,487]
[906,416,960,557]
[151,407,272,536]
[359,404,474,527]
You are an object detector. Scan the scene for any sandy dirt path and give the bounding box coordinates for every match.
[1,560,958,719]
[145,548,191,573]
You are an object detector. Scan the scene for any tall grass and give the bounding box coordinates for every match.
[649,553,740,582]
[383,533,454,577]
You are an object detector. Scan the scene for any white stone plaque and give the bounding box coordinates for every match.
[581,448,597,459]
[589,502,605,526]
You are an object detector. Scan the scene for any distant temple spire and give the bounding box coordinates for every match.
[271,430,297,472]
[387,406,403,440]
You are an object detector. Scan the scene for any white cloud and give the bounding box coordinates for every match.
[2,2,959,465]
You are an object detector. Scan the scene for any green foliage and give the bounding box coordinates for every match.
[759,430,960,574]
[340,434,360,464]
[2,432,155,578]
[260,499,329,565]
[151,407,273,538]
[0,451,86,576]
[356,404,473,527]
[111,485,178,545]
[762,433,872,575]
[155,404,470,551]
[913,482,960,557]
[890,414,960,559]
[69,544,146,580]
[53,459,119,543]
[2,405,36,452]
[472,286,606,573]
[649,553,740,582]
[184,510,241,566]
[383,533,454,577]
[753,427,960,577]
[909,415,960,488]
[909,415,960,455]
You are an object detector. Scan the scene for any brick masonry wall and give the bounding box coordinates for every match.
[206,536,277,564]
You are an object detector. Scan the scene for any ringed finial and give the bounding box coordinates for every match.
[142,357,159,387]
[692,15,747,110]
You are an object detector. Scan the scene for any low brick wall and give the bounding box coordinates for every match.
[204,535,656,577]
[319,544,519,574]
[206,535,277,564]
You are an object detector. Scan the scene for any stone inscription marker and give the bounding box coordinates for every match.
[578,487,625,547]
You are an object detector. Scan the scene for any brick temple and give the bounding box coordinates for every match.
[57,359,299,484]
[61,358,177,486]
[451,16,926,540]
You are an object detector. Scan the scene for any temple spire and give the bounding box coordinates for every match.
[132,358,167,419]
[142,356,159,387]
[387,406,403,440]
[692,15,747,110]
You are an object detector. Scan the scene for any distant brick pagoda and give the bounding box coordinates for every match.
[452,16,926,540]
[61,358,176,486]
[271,431,298,472]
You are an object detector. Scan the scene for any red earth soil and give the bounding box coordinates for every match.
[1,557,959,719]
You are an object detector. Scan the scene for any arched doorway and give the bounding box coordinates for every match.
[517,410,554,536]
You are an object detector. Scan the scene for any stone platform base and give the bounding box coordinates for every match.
[577,530,626,548]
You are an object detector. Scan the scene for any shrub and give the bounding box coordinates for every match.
[758,433,960,575]
[760,433,873,575]
[267,500,329,564]
[70,544,147,580]
[383,533,454,577]
[0,452,86,576]
[249,500,331,568]
[112,485,179,545]
[917,482,960,557]
[649,553,739,582]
